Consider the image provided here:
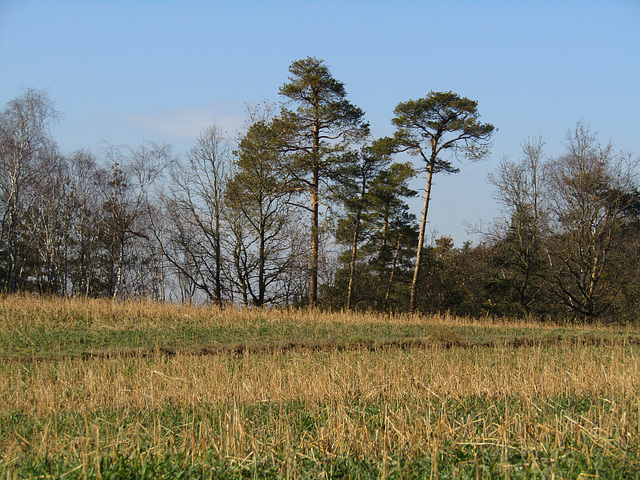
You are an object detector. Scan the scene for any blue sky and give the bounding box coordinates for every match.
[1,0,639,245]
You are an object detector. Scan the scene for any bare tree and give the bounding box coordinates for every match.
[98,142,173,298]
[27,151,71,295]
[65,150,104,296]
[544,122,639,320]
[0,89,60,292]
[160,125,230,305]
[487,137,548,314]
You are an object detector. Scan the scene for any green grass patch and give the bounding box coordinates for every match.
[2,310,638,361]
[2,397,639,479]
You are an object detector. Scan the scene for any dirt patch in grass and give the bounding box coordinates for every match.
[5,331,637,363]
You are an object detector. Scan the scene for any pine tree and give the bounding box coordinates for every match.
[389,91,494,313]
[276,57,369,307]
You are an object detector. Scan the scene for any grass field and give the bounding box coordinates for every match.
[1,295,639,478]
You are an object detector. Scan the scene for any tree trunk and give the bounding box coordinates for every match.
[309,110,320,308]
[214,216,222,307]
[409,159,435,314]
[383,236,402,311]
[258,227,266,307]
[309,168,319,307]
[113,238,125,299]
[346,208,362,310]
[7,227,17,294]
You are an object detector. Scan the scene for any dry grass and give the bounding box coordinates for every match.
[0,295,639,478]
[2,344,638,412]
[2,294,637,358]
[4,292,639,330]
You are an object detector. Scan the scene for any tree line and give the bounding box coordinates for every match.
[1,57,639,322]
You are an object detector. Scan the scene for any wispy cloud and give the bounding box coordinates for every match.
[123,103,247,141]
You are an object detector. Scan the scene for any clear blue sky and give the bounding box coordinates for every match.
[2,0,639,245]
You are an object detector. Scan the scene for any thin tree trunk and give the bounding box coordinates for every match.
[258,228,266,307]
[346,176,368,310]
[214,216,222,307]
[309,111,320,308]
[113,239,124,299]
[383,236,402,311]
[8,240,17,293]
[409,160,435,314]
[346,208,362,310]
[309,168,319,307]
[6,206,18,293]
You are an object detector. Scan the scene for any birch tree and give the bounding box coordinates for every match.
[0,89,60,292]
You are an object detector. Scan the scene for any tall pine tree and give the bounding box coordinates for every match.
[276,57,369,307]
[389,91,494,313]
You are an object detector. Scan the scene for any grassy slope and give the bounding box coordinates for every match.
[1,295,638,360]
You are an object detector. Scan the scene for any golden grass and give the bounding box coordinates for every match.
[3,292,638,331]
[1,344,638,465]
[1,295,639,477]
[2,344,638,413]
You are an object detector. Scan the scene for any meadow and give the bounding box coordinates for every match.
[1,295,639,478]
